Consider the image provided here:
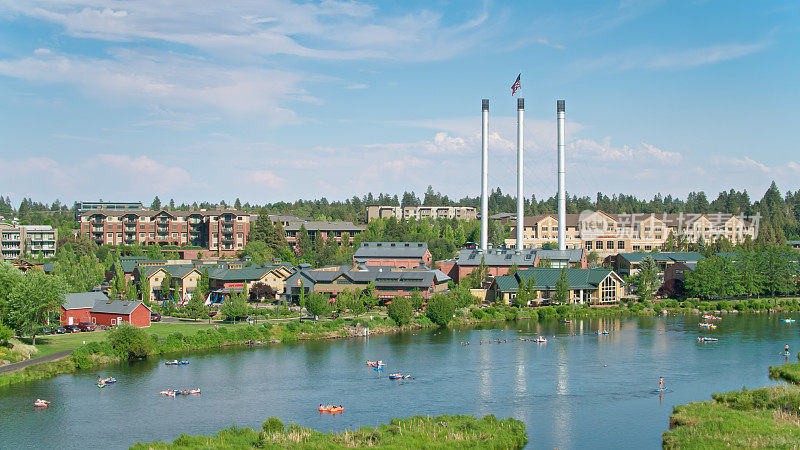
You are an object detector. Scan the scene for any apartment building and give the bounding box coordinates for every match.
[75,201,143,220]
[505,210,757,255]
[78,209,249,254]
[0,223,58,260]
[367,205,478,222]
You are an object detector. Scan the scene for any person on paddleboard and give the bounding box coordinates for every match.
[659,377,664,390]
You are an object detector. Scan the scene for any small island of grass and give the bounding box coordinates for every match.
[131,414,527,449]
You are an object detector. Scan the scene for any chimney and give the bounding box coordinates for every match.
[516,98,524,251]
[557,100,566,251]
[481,99,489,252]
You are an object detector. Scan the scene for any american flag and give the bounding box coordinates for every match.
[511,74,521,96]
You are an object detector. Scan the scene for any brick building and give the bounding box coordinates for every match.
[283,221,365,249]
[78,209,249,255]
[353,242,433,268]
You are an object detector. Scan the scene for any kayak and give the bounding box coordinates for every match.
[697,337,718,342]
[33,399,50,407]
[189,389,201,394]
[373,366,383,371]
[165,360,189,365]
[595,331,609,335]
[780,319,796,323]
[388,373,403,380]
[534,337,547,343]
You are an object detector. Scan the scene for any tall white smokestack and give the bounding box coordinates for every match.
[481,99,489,252]
[516,98,524,250]
[557,100,566,251]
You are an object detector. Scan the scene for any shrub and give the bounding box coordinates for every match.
[538,306,557,318]
[107,322,153,360]
[387,297,413,327]
[262,417,284,433]
[0,324,13,345]
[425,294,455,326]
[555,305,570,316]
[470,307,485,320]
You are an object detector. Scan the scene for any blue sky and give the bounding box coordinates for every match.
[1,0,798,205]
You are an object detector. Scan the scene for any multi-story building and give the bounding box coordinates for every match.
[367,205,478,222]
[283,221,366,248]
[0,223,57,260]
[438,247,587,283]
[75,201,144,220]
[78,209,249,254]
[505,211,757,256]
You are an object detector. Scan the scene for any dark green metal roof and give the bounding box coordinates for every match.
[495,267,616,292]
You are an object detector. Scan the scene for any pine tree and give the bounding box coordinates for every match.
[554,267,570,304]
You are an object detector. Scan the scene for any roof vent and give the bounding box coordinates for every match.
[417,243,423,247]
[405,243,410,247]
[390,243,396,247]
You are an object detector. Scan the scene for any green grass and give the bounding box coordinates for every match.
[769,363,800,385]
[131,414,527,449]
[22,322,251,358]
[663,385,800,448]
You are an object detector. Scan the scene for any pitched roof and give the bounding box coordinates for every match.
[295,264,450,289]
[495,267,617,292]
[284,221,365,232]
[90,299,149,315]
[535,249,586,263]
[617,252,704,264]
[63,291,110,310]
[354,242,429,259]
[208,266,270,281]
[454,248,538,267]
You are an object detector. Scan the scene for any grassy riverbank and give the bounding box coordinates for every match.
[663,359,800,448]
[131,414,527,449]
[2,299,798,388]
[663,385,800,448]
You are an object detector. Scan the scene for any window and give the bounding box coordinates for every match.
[149,233,155,238]
[237,233,243,238]
[607,241,614,250]
[618,241,625,249]
[107,232,113,238]
[633,245,640,251]
[644,245,652,251]
[117,233,122,239]
[542,227,548,231]
[181,233,187,238]
[600,276,616,303]
[140,233,146,238]
[172,232,178,238]
[596,241,604,250]
[585,241,592,250]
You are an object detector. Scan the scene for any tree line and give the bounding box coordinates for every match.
[682,246,800,299]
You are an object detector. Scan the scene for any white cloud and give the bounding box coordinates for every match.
[570,41,768,76]
[5,0,497,62]
[0,154,198,201]
[33,48,51,54]
[248,169,285,189]
[0,50,310,121]
[568,138,682,163]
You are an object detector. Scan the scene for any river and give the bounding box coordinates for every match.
[1,314,798,449]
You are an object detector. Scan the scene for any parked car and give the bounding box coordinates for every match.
[76,322,97,332]
[64,324,81,333]
[54,326,66,334]
[36,326,55,335]
[150,312,161,322]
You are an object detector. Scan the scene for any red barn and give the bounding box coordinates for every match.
[90,299,151,327]
[61,291,107,325]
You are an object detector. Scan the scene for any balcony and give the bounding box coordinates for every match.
[221,228,233,235]
[221,236,234,243]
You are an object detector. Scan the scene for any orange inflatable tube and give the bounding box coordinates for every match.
[318,405,331,412]
[329,406,344,413]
